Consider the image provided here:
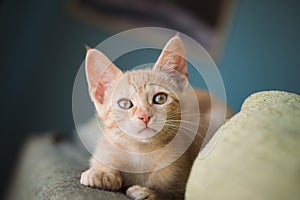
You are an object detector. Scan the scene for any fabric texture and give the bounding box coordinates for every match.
[6,134,128,200]
[186,91,300,200]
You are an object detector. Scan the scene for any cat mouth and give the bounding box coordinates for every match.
[138,127,157,134]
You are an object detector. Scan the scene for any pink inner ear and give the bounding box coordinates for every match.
[94,67,120,103]
[95,82,105,104]
[153,35,188,79]
[85,49,122,104]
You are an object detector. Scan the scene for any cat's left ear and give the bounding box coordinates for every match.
[153,35,188,79]
[85,48,122,104]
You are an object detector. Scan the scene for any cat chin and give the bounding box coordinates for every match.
[126,127,158,140]
[137,127,157,135]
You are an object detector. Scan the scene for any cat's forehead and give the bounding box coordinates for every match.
[126,69,176,88]
[115,69,179,95]
[126,69,156,87]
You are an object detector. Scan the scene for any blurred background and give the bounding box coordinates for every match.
[1,0,300,197]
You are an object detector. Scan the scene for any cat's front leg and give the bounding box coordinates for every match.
[80,159,122,190]
[126,185,157,200]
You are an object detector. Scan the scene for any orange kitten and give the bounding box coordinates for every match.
[80,35,233,200]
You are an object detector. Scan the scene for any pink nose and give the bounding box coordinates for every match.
[138,114,151,124]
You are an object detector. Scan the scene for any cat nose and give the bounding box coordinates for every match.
[138,114,151,125]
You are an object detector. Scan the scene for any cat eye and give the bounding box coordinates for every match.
[153,93,168,105]
[118,99,133,109]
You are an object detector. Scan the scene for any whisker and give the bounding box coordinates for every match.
[169,112,211,117]
[167,118,211,128]
[164,123,198,134]
[166,120,200,126]
[179,128,204,146]
[163,124,208,147]
[165,120,211,131]
[165,122,213,140]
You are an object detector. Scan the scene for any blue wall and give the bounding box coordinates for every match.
[219,0,300,111]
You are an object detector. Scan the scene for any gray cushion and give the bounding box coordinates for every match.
[7,134,128,200]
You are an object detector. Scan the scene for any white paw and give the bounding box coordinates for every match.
[126,185,156,200]
[80,168,122,190]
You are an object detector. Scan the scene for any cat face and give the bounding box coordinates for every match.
[110,69,183,139]
[85,35,188,141]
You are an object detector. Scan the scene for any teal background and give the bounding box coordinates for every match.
[219,0,300,111]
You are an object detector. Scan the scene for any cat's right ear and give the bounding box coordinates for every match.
[85,49,122,104]
[153,35,188,79]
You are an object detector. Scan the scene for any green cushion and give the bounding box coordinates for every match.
[186,91,300,200]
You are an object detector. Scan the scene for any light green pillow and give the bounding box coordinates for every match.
[186,91,300,200]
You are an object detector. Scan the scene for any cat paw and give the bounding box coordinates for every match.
[126,185,156,200]
[80,168,122,190]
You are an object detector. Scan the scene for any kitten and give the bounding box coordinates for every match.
[80,35,233,200]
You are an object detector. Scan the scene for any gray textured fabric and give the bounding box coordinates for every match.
[7,134,128,200]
